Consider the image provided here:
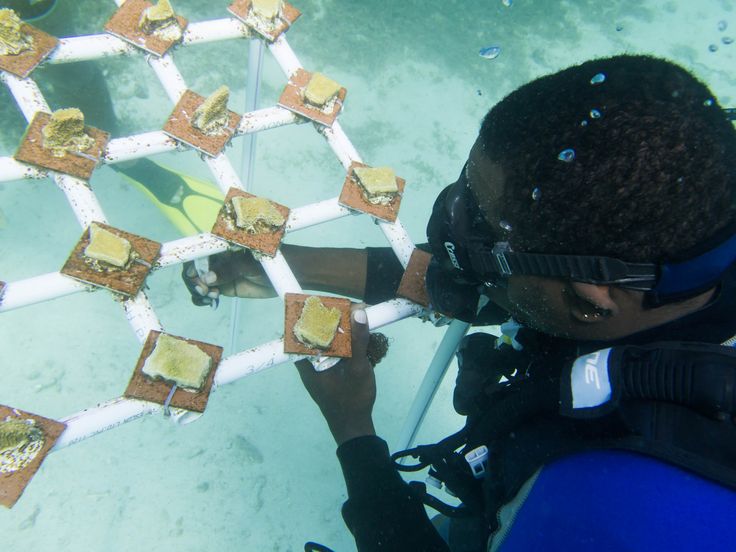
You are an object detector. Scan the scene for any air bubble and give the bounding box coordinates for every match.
[499,220,513,232]
[590,73,606,85]
[718,20,728,32]
[704,98,714,106]
[580,120,589,127]
[709,44,719,52]
[558,148,576,162]
[532,187,541,201]
[723,36,734,45]
[590,109,602,119]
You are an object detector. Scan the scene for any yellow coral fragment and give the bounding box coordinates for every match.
[139,0,182,41]
[303,73,342,108]
[0,9,33,56]
[0,418,42,455]
[252,0,282,19]
[232,196,285,233]
[191,85,230,136]
[142,334,212,391]
[354,167,398,196]
[294,296,342,349]
[41,108,95,158]
[84,223,132,268]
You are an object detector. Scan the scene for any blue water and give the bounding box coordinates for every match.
[1,0,736,550]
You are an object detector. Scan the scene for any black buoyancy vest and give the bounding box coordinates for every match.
[395,339,736,534]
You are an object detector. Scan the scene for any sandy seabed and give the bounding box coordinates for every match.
[1,0,735,550]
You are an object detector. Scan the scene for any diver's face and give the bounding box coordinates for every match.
[463,139,585,338]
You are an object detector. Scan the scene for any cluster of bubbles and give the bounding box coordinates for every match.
[534,71,610,203]
[709,20,733,52]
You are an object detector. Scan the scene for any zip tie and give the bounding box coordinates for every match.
[163,384,178,416]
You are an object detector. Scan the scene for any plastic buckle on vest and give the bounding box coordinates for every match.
[465,445,489,479]
[425,473,443,490]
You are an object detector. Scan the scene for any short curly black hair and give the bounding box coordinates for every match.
[479,54,736,263]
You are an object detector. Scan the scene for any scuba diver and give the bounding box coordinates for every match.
[186,54,736,551]
[2,0,223,236]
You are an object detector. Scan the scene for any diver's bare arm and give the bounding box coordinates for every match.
[281,244,368,300]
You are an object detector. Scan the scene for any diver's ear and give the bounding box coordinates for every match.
[568,281,620,323]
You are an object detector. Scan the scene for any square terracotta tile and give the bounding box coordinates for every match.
[338,161,405,222]
[163,90,242,157]
[124,331,222,413]
[397,248,432,307]
[14,112,109,181]
[211,188,289,257]
[104,0,188,57]
[0,24,58,78]
[60,223,160,297]
[284,293,352,358]
[0,405,66,508]
[278,68,346,127]
[227,0,300,42]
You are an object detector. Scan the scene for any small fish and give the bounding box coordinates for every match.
[479,46,501,60]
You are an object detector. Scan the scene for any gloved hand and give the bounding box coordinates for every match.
[182,250,277,306]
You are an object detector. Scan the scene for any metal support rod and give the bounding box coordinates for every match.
[229,38,266,354]
[394,319,470,453]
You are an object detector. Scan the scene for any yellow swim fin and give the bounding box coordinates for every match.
[114,159,224,236]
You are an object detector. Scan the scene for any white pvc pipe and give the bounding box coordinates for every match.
[285,198,352,232]
[0,157,47,182]
[215,339,297,385]
[1,71,50,120]
[378,220,416,268]
[49,34,134,63]
[123,291,164,343]
[55,397,160,450]
[394,319,470,453]
[237,106,300,135]
[268,35,301,77]
[0,273,91,313]
[182,18,251,45]
[259,250,303,297]
[147,54,188,104]
[365,299,424,330]
[54,175,108,228]
[157,234,229,267]
[103,132,178,164]
[48,296,423,449]
[204,154,244,194]
[319,122,362,170]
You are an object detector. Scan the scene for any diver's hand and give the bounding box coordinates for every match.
[295,307,376,445]
[183,250,277,306]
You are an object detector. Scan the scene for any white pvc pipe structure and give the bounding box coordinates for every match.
[2,7,452,457]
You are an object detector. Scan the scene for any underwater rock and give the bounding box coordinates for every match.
[191,85,230,136]
[294,296,341,349]
[41,108,95,158]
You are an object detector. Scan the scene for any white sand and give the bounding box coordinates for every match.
[1,0,735,550]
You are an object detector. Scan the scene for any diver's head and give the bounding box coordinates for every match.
[427,54,736,339]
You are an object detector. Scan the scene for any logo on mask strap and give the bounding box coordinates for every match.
[444,241,463,270]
